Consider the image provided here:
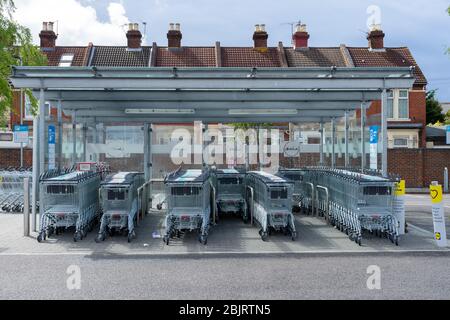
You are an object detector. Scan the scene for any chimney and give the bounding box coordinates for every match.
[367,24,385,50]
[253,24,268,49]
[167,23,182,48]
[292,23,309,50]
[126,23,142,49]
[39,22,57,50]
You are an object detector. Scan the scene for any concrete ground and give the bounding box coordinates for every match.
[0,194,448,255]
[0,194,448,299]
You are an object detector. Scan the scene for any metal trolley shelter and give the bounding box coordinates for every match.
[9,64,416,244]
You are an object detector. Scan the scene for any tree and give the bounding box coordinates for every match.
[0,0,47,125]
[426,90,445,125]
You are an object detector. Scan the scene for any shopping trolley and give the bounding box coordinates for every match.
[96,172,145,243]
[38,169,101,242]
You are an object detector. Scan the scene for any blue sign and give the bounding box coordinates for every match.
[48,125,56,144]
[447,126,450,145]
[369,126,379,144]
[48,125,56,169]
[13,125,29,144]
[14,125,28,132]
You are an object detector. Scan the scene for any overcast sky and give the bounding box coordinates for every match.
[13,0,450,101]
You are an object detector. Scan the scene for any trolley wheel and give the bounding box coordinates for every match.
[291,231,297,241]
[260,231,269,242]
[163,235,170,246]
[199,235,208,245]
[74,232,82,242]
[37,232,44,243]
[48,227,55,237]
[95,233,105,243]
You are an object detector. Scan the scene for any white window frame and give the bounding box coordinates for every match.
[24,95,51,120]
[392,136,409,148]
[59,54,74,67]
[387,89,410,121]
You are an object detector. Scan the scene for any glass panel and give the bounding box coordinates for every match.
[399,90,408,98]
[394,138,408,146]
[398,99,409,119]
[270,189,288,199]
[219,177,242,185]
[388,99,394,118]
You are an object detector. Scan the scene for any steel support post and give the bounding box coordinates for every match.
[345,110,350,167]
[381,90,388,177]
[319,122,324,166]
[39,89,45,174]
[72,110,77,165]
[361,103,366,172]
[57,100,62,168]
[331,118,336,169]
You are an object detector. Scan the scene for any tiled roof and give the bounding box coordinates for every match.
[90,46,151,67]
[285,47,347,67]
[155,47,216,67]
[347,47,427,86]
[39,43,426,88]
[221,47,281,67]
[43,47,89,66]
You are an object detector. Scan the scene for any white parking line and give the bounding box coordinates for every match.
[408,223,434,236]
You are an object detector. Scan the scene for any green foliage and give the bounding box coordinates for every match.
[426,90,445,125]
[230,123,272,130]
[0,0,47,125]
[445,110,450,125]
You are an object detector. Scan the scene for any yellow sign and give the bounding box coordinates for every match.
[435,232,441,241]
[395,180,405,196]
[430,185,443,204]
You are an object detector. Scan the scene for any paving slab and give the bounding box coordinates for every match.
[0,210,447,256]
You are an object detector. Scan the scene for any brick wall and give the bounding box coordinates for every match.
[0,148,33,168]
[389,148,450,188]
[2,147,447,188]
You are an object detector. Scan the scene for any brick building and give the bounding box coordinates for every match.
[2,21,446,187]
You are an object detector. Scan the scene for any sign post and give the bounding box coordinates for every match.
[369,126,379,170]
[48,125,56,170]
[393,180,406,235]
[430,182,447,248]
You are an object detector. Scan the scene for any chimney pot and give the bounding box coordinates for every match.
[367,25,385,50]
[167,22,182,48]
[39,21,57,49]
[126,22,142,49]
[253,24,268,49]
[292,23,309,49]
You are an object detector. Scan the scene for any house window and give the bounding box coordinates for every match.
[387,89,409,120]
[24,95,51,120]
[393,137,409,148]
[0,132,13,142]
[59,54,74,67]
